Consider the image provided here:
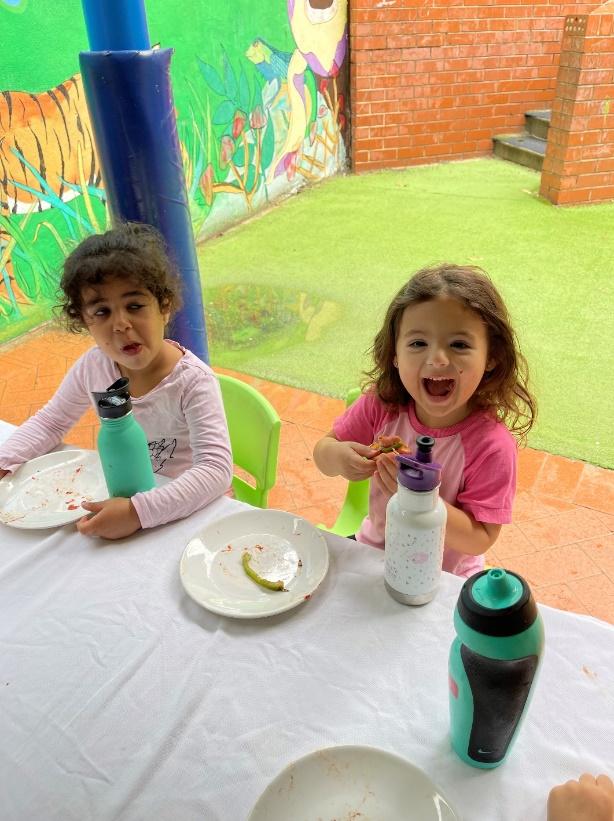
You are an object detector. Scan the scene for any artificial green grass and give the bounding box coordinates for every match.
[199,158,614,469]
[0,302,55,346]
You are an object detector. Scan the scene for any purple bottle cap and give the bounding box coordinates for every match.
[396,436,442,492]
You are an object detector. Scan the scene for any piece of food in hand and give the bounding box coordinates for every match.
[242,550,286,591]
[369,435,410,456]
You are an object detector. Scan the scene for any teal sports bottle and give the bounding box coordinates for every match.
[92,377,155,498]
[449,568,544,768]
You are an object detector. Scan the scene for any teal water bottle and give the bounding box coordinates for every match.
[92,377,155,497]
[449,568,544,769]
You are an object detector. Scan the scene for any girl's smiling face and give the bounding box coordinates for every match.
[394,296,495,428]
[81,276,171,376]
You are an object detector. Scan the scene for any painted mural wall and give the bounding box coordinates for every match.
[0,0,349,344]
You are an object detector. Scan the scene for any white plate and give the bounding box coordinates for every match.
[249,745,461,821]
[180,509,329,618]
[0,450,107,529]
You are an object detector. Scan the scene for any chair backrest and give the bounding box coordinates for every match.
[217,374,281,508]
[321,387,370,537]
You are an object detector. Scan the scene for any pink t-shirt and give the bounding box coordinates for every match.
[333,392,517,578]
[0,342,233,530]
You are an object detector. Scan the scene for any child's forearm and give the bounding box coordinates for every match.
[0,412,65,473]
[132,456,234,529]
[0,373,89,472]
[313,434,343,477]
[443,502,501,556]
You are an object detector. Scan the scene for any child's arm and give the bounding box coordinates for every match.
[440,502,500,555]
[71,366,233,540]
[116,371,233,534]
[547,774,614,821]
[313,432,378,481]
[0,356,92,473]
[374,452,501,556]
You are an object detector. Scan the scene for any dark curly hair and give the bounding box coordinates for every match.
[57,222,182,332]
[364,263,536,441]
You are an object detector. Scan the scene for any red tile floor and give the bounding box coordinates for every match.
[1,327,613,624]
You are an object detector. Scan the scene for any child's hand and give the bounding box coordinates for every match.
[373,451,399,496]
[547,774,614,821]
[337,441,378,481]
[77,498,142,540]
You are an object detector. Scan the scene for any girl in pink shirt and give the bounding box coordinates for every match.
[0,223,233,540]
[314,263,536,578]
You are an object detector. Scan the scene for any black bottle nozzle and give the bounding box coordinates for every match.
[92,377,132,419]
[415,435,435,463]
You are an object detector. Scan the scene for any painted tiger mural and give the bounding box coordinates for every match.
[0,74,101,305]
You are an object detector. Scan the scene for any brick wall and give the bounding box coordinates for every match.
[350,1,602,172]
[540,6,614,204]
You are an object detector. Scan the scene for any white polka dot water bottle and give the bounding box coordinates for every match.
[384,435,446,605]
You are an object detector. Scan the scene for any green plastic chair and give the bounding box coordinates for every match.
[320,387,370,537]
[217,374,281,509]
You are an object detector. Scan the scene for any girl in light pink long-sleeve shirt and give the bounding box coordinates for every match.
[0,223,233,540]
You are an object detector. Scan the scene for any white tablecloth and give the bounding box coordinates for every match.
[1,420,613,821]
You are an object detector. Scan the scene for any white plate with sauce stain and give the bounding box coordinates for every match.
[0,450,107,529]
[180,509,329,618]
[248,745,461,821]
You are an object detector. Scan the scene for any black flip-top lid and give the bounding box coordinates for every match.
[92,377,132,419]
[457,569,539,637]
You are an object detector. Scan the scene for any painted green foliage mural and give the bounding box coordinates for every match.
[0,0,348,343]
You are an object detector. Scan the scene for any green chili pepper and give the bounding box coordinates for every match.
[242,551,286,591]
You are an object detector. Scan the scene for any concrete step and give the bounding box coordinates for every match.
[492,133,546,172]
[525,109,551,140]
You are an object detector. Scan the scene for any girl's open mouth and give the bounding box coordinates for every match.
[423,377,455,398]
[122,343,142,356]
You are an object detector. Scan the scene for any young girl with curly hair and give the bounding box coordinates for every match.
[0,223,232,540]
[314,263,536,578]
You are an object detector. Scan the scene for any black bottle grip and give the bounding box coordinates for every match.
[461,644,538,765]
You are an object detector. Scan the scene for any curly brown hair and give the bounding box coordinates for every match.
[365,263,536,440]
[57,222,182,332]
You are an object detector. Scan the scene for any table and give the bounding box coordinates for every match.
[1,420,613,821]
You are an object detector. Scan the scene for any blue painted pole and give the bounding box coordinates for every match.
[81,0,150,51]
[79,1,209,362]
